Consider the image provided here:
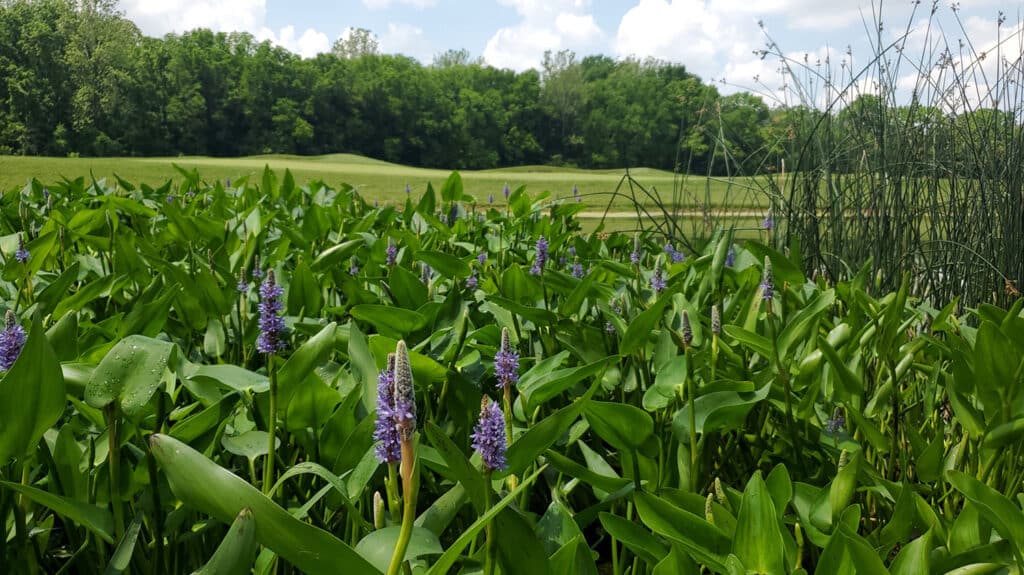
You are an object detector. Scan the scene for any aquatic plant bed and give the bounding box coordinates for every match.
[0,170,1021,574]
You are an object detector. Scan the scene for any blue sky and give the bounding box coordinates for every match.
[119,0,1023,99]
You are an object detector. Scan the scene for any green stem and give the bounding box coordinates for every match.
[386,441,419,575]
[684,346,698,492]
[483,474,496,575]
[107,405,126,540]
[12,461,39,573]
[263,355,278,497]
[503,384,519,491]
[386,463,401,524]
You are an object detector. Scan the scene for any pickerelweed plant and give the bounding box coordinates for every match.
[0,167,1022,575]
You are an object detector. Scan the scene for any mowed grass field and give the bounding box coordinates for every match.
[0,154,774,212]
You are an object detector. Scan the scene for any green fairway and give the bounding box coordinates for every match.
[0,154,773,211]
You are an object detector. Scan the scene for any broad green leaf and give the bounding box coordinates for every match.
[621,294,672,355]
[0,314,67,461]
[635,491,730,571]
[287,260,322,317]
[85,335,176,418]
[105,514,143,575]
[150,434,379,574]
[549,535,597,575]
[193,508,260,575]
[276,322,337,409]
[599,512,668,566]
[0,480,114,543]
[417,250,470,278]
[644,354,687,411]
[889,530,931,575]
[947,470,1024,559]
[424,421,487,512]
[426,466,546,575]
[185,364,269,394]
[584,400,653,451]
[221,431,278,461]
[672,383,769,438]
[355,526,442,573]
[351,305,426,335]
[732,472,785,574]
[523,357,614,411]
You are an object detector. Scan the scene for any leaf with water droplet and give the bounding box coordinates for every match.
[222,430,278,462]
[85,335,177,419]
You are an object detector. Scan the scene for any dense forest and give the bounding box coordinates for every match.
[0,0,792,173]
[1,0,1019,176]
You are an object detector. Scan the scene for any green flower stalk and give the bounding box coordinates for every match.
[258,270,287,497]
[387,340,419,575]
[681,310,698,491]
[710,304,721,382]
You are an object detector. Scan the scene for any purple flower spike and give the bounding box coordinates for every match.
[386,241,398,267]
[572,259,584,279]
[725,245,736,268]
[503,183,510,199]
[0,311,26,371]
[630,250,641,265]
[761,257,774,301]
[488,192,494,204]
[374,354,402,464]
[763,210,774,231]
[405,184,411,195]
[605,321,616,334]
[494,327,519,389]
[651,266,666,293]
[530,236,548,275]
[236,269,248,293]
[671,249,686,264]
[15,234,29,264]
[393,341,417,440]
[256,270,288,354]
[466,269,478,290]
[472,398,507,472]
[477,253,487,265]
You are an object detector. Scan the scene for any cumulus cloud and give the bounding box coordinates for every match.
[483,0,603,71]
[120,0,336,59]
[120,0,267,36]
[380,22,434,61]
[615,0,726,77]
[362,0,438,10]
[257,25,331,58]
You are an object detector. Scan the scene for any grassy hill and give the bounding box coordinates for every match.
[0,154,772,211]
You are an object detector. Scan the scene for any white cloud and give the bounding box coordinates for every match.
[361,0,438,10]
[483,0,603,71]
[615,0,730,78]
[120,0,267,36]
[555,13,602,44]
[380,22,434,61]
[257,25,331,58]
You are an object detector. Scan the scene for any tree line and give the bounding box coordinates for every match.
[3,0,1016,177]
[0,0,798,174]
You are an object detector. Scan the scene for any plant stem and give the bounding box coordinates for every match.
[483,473,496,575]
[684,346,698,491]
[107,405,126,540]
[386,441,419,575]
[263,354,278,497]
[386,463,401,524]
[503,384,518,491]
